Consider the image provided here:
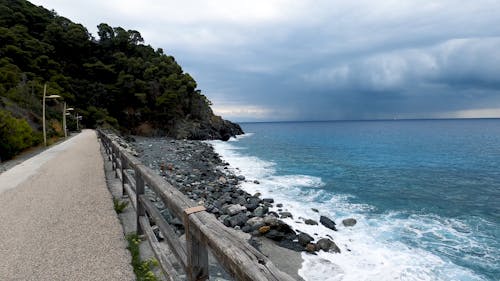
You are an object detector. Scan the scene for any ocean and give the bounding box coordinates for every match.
[209,119,500,281]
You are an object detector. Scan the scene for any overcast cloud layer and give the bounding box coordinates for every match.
[30,0,500,121]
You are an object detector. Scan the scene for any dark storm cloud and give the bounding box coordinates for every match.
[31,0,500,120]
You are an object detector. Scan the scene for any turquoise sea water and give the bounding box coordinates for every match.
[211,119,499,281]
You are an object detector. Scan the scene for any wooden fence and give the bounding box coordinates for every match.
[97,130,295,281]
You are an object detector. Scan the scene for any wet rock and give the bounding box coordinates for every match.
[224,213,248,227]
[246,217,264,229]
[320,215,337,231]
[263,216,280,227]
[316,238,341,253]
[245,197,261,211]
[226,204,247,216]
[253,180,260,184]
[253,206,267,217]
[241,225,252,233]
[277,239,304,252]
[276,203,283,208]
[298,233,314,246]
[342,218,357,227]
[311,208,319,213]
[235,196,247,206]
[280,212,293,219]
[306,243,316,253]
[305,219,318,225]
[263,198,274,204]
[268,211,279,218]
[265,230,285,241]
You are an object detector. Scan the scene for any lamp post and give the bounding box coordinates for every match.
[76,113,81,131]
[63,104,74,138]
[42,83,61,146]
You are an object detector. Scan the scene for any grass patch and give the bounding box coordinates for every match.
[113,198,129,214]
[126,233,159,281]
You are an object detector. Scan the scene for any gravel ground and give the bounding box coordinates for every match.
[0,130,134,281]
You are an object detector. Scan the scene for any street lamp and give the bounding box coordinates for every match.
[63,103,74,138]
[42,83,61,146]
[76,114,82,131]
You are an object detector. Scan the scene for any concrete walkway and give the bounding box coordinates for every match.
[0,130,134,281]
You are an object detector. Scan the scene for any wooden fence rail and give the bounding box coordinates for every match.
[97,130,295,281]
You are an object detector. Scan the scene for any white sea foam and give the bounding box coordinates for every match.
[208,136,487,281]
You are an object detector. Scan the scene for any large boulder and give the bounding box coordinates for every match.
[245,197,261,211]
[316,238,341,253]
[223,213,248,227]
[222,204,246,216]
[246,217,265,230]
[263,215,280,227]
[342,218,357,227]
[265,229,285,241]
[298,233,314,246]
[280,212,293,219]
[304,219,318,225]
[253,206,268,217]
[320,216,337,231]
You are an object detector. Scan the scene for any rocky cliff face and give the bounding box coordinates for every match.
[171,115,244,141]
[172,94,244,140]
[132,94,244,140]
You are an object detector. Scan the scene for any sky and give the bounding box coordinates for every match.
[30,0,500,122]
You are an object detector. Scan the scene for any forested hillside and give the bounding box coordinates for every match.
[0,0,242,160]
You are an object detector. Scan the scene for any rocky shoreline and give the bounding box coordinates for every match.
[111,133,355,276]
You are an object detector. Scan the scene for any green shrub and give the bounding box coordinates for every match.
[125,233,159,281]
[0,109,38,160]
[113,198,129,214]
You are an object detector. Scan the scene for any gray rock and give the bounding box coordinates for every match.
[265,230,285,241]
[253,206,267,217]
[263,198,274,203]
[298,233,314,246]
[245,197,261,211]
[342,218,357,227]
[224,213,248,227]
[225,204,247,216]
[304,219,318,225]
[316,238,341,253]
[218,176,227,184]
[218,215,229,223]
[241,225,252,233]
[246,217,264,228]
[263,216,280,227]
[280,212,293,219]
[320,216,337,231]
[236,196,247,205]
[311,208,319,213]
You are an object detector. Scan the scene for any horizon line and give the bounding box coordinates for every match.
[236,117,500,124]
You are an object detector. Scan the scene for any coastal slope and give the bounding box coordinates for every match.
[0,0,242,160]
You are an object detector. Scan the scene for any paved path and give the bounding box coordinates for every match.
[0,129,134,281]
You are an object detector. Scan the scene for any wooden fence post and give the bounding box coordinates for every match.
[135,171,145,235]
[121,154,127,197]
[185,210,209,281]
[186,233,209,281]
[113,146,118,178]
